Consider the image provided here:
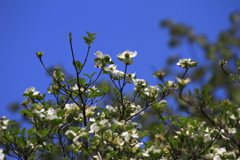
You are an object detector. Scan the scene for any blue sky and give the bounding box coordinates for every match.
[1,1,239,122]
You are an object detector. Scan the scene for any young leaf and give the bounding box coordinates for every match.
[82,31,98,45]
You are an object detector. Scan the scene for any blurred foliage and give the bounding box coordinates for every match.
[150,11,240,132]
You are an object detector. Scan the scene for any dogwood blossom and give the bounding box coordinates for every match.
[121,129,139,142]
[46,108,59,120]
[144,85,160,98]
[0,116,9,130]
[24,87,40,96]
[71,84,84,92]
[125,73,136,83]
[86,106,97,117]
[117,50,137,65]
[64,103,79,112]
[106,105,117,112]
[130,104,144,116]
[94,51,112,68]
[104,64,119,74]
[0,149,5,160]
[33,107,45,119]
[176,77,191,85]
[176,58,197,68]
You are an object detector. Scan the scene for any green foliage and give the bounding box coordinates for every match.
[82,31,97,45]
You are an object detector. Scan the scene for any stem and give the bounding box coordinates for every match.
[181,68,189,79]
[220,65,240,87]
[69,37,89,127]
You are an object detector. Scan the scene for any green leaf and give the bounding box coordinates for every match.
[102,86,108,94]
[113,88,120,96]
[236,61,240,70]
[82,31,98,45]
[73,60,83,70]
[27,128,35,136]
[19,109,34,117]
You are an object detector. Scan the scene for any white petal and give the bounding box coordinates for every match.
[95,51,103,58]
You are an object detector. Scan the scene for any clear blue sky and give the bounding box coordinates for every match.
[1,1,239,122]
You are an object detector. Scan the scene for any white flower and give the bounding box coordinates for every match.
[71,84,84,92]
[89,117,95,122]
[99,119,109,126]
[113,119,124,126]
[0,116,9,130]
[90,123,100,133]
[213,155,221,160]
[176,77,191,85]
[33,108,45,118]
[144,85,160,98]
[214,147,226,155]
[1,117,9,126]
[65,130,77,136]
[130,104,144,116]
[228,127,236,134]
[46,108,59,120]
[176,58,197,68]
[224,151,236,158]
[134,79,147,87]
[0,149,5,160]
[142,151,150,157]
[86,106,96,116]
[125,73,136,83]
[165,80,177,89]
[203,133,212,142]
[121,129,139,142]
[24,87,40,96]
[64,103,79,112]
[230,114,236,120]
[106,105,116,112]
[117,50,137,65]
[104,64,119,74]
[94,51,112,68]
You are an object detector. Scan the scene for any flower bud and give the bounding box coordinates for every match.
[36,51,44,58]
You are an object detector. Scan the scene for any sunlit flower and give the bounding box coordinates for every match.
[130,104,144,116]
[117,50,137,65]
[86,106,96,117]
[228,127,236,134]
[134,79,147,90]
[176,77,191,85]
[106,105,117,112]
[142,151,150,157]
[203,133,212,142]
[125,73,136,83]
[176,58,197,68]
[0,116,9,130]
[165,80,177,89]
[33,108,45,119]
[117,71,125,78]
[71,84,84,92]
[121,129,139,142]
[0,149,5,160]
[90,123,100,133]
[94,51,112,68]
[113,136,125,146]
[104,64,119,74]
[144,85,160,98]
[46,108,59,120]
[65,130,77,137]
[24,87,40,96]
[64,103,79,111]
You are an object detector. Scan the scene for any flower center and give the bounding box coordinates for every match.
[124,53,130,58]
